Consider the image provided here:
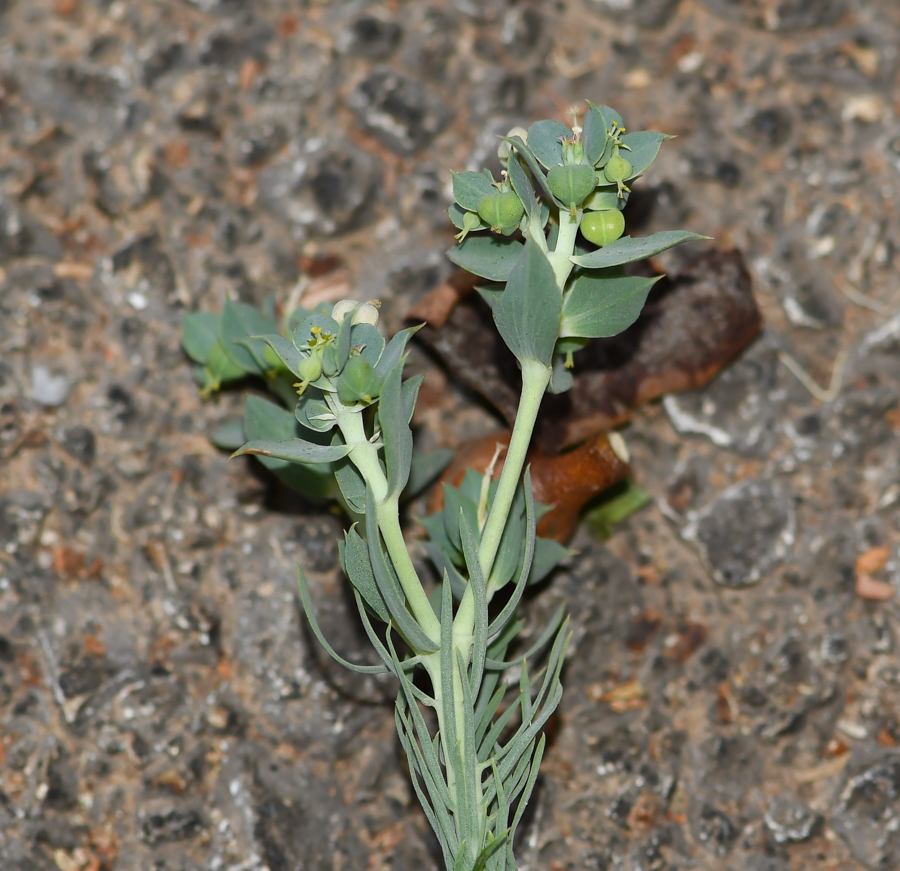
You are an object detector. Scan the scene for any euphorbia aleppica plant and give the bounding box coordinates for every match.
[182,102,706,870]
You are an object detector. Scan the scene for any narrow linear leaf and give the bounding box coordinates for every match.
[333,454,367,515]
[296,563,390,674]
[487,469,538,639]
[505,151,539,223]
[233,437,351,464]
[379,362,414,499]
[570,230,710,269]
[405,449,455,502]
[375,324,421,377]
[447,236,525,284]
[365,488,438,653]
[458,511,488,695]
[500,136,558,206]
[561,274,661,339]
[343,525,390,623]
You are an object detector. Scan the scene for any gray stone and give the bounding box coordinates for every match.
[689,800,740,856]
[683,480,796,588]
[832,749,900,869]
[340,15,403,60]
[663,334,786,458]
[587,0,682,29]
[763,797,821,843]
[30,365,69,407]
[257,143,382,237]
[348,68,454,155]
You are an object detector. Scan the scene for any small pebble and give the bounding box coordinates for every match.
[31,365,70,406]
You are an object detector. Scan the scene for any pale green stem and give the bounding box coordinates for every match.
[548,207,581,288]
[333,404,440,643]
[476,359,552,581]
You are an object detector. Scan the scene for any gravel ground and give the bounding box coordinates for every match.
[2,1,900,870]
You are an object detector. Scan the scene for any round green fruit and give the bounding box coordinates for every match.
[547,164,596,208]
[477,191,524,230]
[297,355,323,383]
[604,153,632,183]
[580,210,625,247]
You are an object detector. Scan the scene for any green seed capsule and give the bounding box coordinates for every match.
[296,355,322,383]
[604,153,632,183]
[547,164,596,208]
[580,210,625,247]
[477,191,524,231]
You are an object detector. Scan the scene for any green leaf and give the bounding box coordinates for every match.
[548,354,574,395]
[447,236,524,283]
[375,325,420,378]
[458,512,487,695]
[560,274,661,339]
[488,485,526,593]
[241,395,334,499]
[493,239,561,366]
[206,340,248,383]
[452,170,496,212]
[402,373,423,424]
[221,299,277,375]
[448,202,472,230]
[292,311,339,348]
[582,103,608,167]
[208,418,245,450]
[182,312,220,364]
[253,333,305,378]
[475,285,504,311]
[621,131,674,178]
[584,479,652,540]
[234,437,351,464]
[570,230,710,269]
[296,563,390,674]
[295,396,336,431]
[405,448,454,501]
[500,135,557,205]
[505,151,539,223]
[364,490,439,653]
[379,362,413,499]
[588,101,624,133]
[487,469,537,639]
[529,537,571,585]
[342,525,390,623]
[333,454,366,515]
[350,322,386,368]
[526,120,570,169]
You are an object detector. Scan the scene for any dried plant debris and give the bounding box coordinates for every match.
[412,247,762,453]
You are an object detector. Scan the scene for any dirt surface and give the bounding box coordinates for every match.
[2,1,900,870]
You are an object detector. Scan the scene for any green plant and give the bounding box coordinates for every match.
[183,102,705,870]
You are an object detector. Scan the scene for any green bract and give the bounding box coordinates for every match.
[181,101,706,871]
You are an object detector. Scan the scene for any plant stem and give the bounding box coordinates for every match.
[333,404,440,643]
[477,359,552,579]
[548,208,581,288]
